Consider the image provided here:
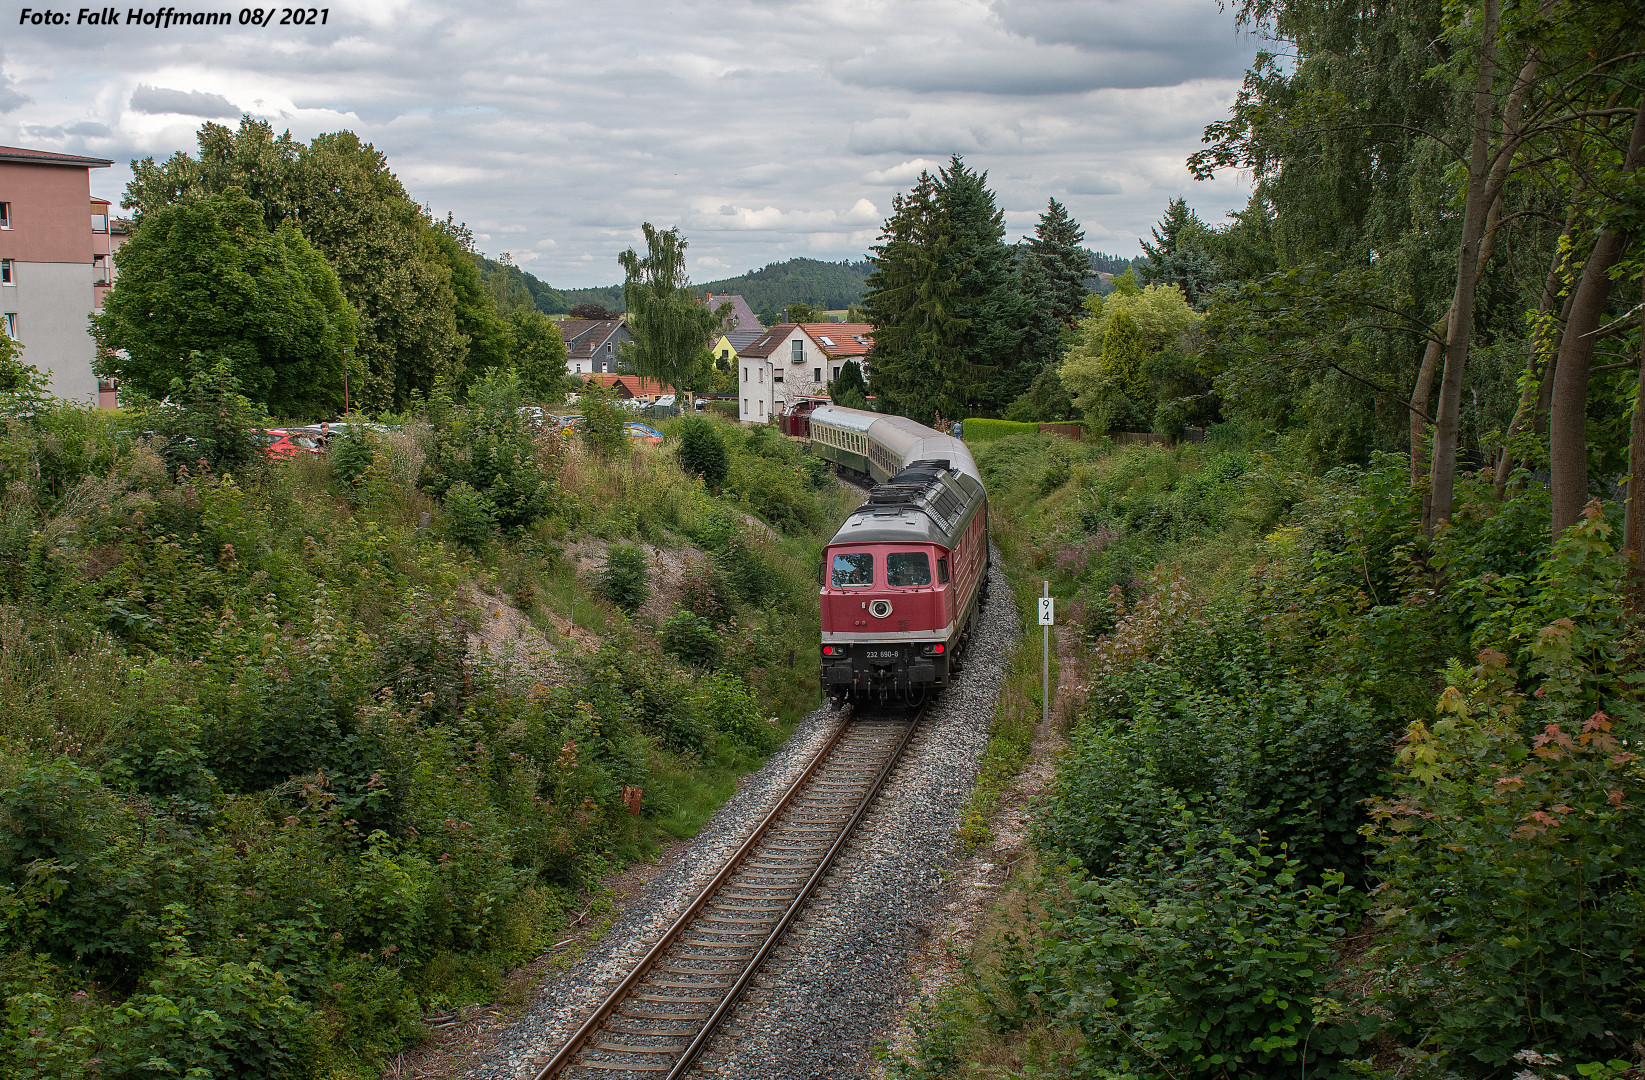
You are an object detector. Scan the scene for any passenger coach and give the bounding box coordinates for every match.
[810,406,989,703]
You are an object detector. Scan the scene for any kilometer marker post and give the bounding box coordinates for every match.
[1039,583,1053,730]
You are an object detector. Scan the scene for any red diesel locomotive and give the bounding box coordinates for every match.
[810,406,989,702]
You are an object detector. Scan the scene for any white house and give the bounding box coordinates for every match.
[736,322,873,423]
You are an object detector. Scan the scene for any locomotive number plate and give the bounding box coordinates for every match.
[865,649,900,659]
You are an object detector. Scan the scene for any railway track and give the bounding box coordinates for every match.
[532,704,925,1079]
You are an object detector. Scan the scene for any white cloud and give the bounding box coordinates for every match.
[0,0,1256,284]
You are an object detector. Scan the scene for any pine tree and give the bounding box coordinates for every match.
[1028,198,1089,325]
[861,172,954,422]
[1011,199,1091,418]
[1138,197,1219,308]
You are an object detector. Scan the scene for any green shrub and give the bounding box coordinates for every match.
[676,416,729,488]
[698,671,774,750]
[328,428,377,492]
[127,353,268,479]
[1364,517,1645,1069]
[660,609,722,668]
[961,417,1040,443]
[576,382,628,457]
[598,544,650,612]
[441,480,496,550]
[1022,835,1364,1079]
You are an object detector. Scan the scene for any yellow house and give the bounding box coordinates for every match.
[711,329,764,365]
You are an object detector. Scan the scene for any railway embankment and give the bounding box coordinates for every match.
[868,429,1645,1077]
[0,386,860,1080]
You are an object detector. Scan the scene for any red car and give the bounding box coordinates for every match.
[260,429,301,460]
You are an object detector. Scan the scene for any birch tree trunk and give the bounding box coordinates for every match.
[1625,277,1645,579]
[1549,98,1645,539]
[1426,0,1501,532]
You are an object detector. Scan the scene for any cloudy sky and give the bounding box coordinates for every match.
[4,0,1260,287]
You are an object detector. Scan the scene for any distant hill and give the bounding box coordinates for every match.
[476,256,872,319]
[693,258,872,317]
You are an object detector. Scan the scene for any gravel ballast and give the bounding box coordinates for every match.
[465,555,1018,1080]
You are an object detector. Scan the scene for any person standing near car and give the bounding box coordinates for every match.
[318,421,332,448]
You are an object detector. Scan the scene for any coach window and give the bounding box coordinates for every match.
[886,552,931,587]
[937,557,949,584]
[831,552,873,587]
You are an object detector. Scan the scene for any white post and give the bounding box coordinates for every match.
[1041,581,1051,729]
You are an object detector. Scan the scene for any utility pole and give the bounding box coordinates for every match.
[1039,582,1053,729]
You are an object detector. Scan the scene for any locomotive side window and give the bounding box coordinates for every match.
[831,553,874,587]
[886,552,931,587]
[937,557,949,584]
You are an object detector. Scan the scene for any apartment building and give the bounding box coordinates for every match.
[0,145,117,406]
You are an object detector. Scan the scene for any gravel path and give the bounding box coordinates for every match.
[464,554,1017,1080]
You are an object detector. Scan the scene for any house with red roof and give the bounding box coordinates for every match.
[582,373,673,401]
[735,322,872,423]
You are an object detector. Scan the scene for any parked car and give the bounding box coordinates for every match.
[260,429,302,460]
[518,406,546,428]
[550,414,585,433]
[624,422,664,446]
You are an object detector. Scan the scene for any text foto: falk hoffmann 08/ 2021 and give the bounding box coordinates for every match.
[18,6,330,26]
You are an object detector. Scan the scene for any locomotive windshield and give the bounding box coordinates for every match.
[886,552,931,587]
[831,553,874,587]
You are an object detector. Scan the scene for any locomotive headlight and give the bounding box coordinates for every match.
[822,645,835,656]
[868,600,893,619]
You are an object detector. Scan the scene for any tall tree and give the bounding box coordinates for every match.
[862,157,1032,419]
[92,189,355,418]
[1015,198,1091,410]
[861,172,954,421]
[124,118,474,411]
[618,224,726,404]
[1138,197,1220,308]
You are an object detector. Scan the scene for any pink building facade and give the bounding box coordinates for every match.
[0,146,117,407]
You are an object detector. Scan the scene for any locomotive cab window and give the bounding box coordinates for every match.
[886,552,931,587]
[937,557,949,584]
[831,553,873,587]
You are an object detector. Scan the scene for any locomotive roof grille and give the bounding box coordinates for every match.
[861,460,968,530]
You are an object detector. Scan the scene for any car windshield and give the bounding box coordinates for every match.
[831,553,873,587]
[886,552,931,587]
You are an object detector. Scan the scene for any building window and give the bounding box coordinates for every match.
[721,348,730,360]
[814,367,821,383]
[742,366,748,383]
[758,368,763,384]
[743,398,748,415]
[0,203,10,229]
[92,211,108,233]
[0,260,12,286]
[833,366,840,379]
[575,363,582,374]
[791,339,803,363]
[1,313,16,338]
[92,255,108,285]
[758,400,764,417]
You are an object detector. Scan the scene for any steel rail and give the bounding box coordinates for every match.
[660,703,924,1079]
[532,702,921,1080]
